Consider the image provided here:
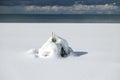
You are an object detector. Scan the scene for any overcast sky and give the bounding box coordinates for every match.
[0,0,120,14]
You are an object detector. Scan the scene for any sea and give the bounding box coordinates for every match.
[0,14,120,23]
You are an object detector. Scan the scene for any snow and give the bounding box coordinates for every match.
[27,33,73,59]
[0,23,120,80]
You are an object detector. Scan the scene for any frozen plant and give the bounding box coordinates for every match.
[28,33,74,59]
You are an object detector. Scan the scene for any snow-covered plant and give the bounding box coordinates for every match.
[28,33,73,59]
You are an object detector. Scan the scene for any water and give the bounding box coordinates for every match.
[0,14,120,23]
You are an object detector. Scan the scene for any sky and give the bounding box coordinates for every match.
[0,0,120,14]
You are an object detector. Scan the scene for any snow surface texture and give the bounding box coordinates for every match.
[0,23,120,80]
[27,33,74,59]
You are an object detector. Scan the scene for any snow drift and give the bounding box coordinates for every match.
[27,33,73,58]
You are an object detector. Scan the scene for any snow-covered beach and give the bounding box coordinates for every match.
[0,23,120,80]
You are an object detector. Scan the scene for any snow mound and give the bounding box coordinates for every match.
[27,33,74,59]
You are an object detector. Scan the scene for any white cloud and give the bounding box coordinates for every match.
[0,4,119,14]
[25,4,119,14]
